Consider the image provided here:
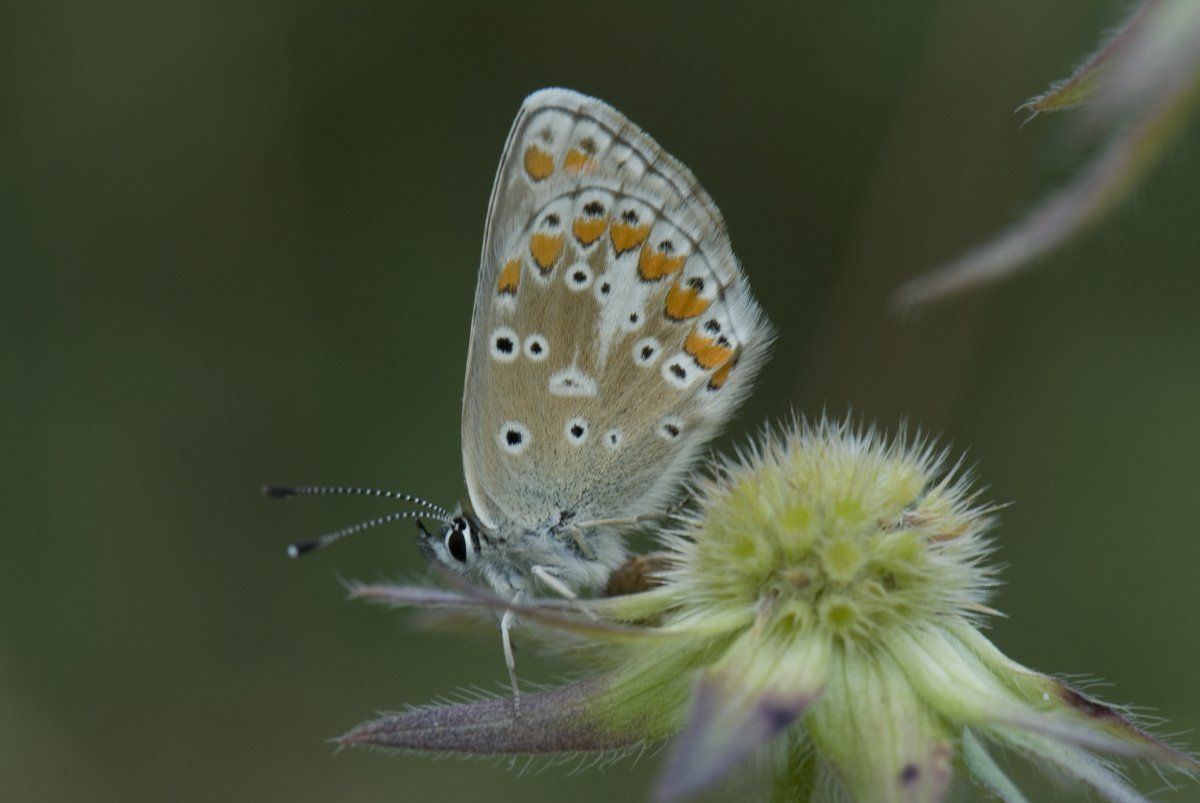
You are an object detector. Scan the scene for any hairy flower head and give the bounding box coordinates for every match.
[341,418,1197,801]
[664,421,990,642]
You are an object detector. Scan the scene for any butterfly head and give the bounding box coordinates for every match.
[417,512,484,572]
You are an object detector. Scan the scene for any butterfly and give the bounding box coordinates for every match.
[270,88,772,697]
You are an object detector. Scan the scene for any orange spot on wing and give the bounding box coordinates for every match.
[523,145,554,181]
[638,244,686,281]
[530,233,565,273]
[684,330,734,370]
[707,353,738,390]
[497,258,521,295]
[572,217,608,246]
[564,148,594,174]
[610,222,651,255]
[664,279,713,320]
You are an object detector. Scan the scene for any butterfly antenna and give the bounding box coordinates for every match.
[285,510,439,559]
[263,484,452,519]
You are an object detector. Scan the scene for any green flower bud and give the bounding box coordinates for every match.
[342,418,1197,801]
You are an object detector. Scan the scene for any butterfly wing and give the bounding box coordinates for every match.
[462,88,773,537]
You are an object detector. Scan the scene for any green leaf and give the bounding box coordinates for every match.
[807,644,954,802]
[962,729,1029,803]
[992,727,1148,803]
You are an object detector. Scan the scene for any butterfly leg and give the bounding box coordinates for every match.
[500,603,522,715]
[530,564,578,600]
[566,527,596,560]
[572,496,692,530]
[531,565,600,621]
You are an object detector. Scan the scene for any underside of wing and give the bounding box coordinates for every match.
[462,88,773,533]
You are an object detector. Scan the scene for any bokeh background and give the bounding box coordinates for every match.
[3,3,1197,801]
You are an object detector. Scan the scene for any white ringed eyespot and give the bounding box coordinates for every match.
[633,336,662,367]
[497,421,531,454]
[524,333,549,361]
[489,327,520,363]
[564,416,589,445]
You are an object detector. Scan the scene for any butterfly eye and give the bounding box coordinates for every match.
[445,528,469,563]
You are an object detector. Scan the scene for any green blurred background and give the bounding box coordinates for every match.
[3,2,1197,801]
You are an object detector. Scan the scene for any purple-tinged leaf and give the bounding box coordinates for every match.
[348,575,673,643]
[896,1,1200,310]
[652,631,829,801]
[347,582,482,609]
[895,86,1195,310]
[951,625,1200,771]
[340,674,643,754]
[891,625,1193,768]
[1019,1,1159,117]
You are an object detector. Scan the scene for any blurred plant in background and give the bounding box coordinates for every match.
[342,419,1198,801]
[6,1,1199,800]
[897,0,1200,309]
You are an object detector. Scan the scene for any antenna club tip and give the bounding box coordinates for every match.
[287,541,318,558]
[263,484,297,498]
